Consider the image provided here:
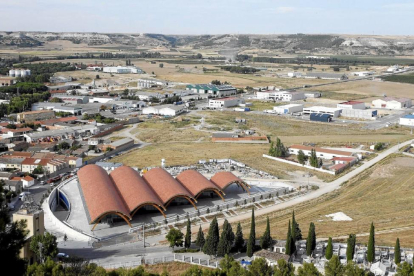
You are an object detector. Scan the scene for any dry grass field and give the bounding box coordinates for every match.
[237,155,414,247]
[141,262,196,276]
[304,80,414,101]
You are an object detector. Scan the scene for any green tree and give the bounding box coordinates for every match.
[217,219,235,257]
[344,261,365,276]
[291,210,302,242]
[306,222,316,256]
[346,234,356,261]
[367,222,375,263]
[395,238,401,265]
[166,227,183,251]
[268,141,275,156]
[285,220,293,255]
[274,259,295,276]
[396,262,413,276]
[325,255,344,276]
[275,137,288,157]
[159,63,164,68]
[325,237,333,260]
[234,222,244,253]
[184,218,191,249]
[195,225,205,251]
[246,208,256,257]
[298,263,322,276]
[309,148,319,168]
[0,180,28,276]
[249,257,273,276]
[260,216,272,249]
[32,164,44,174]
[297,150,307,165]
[30,232,58,263]
[203,216,219,257]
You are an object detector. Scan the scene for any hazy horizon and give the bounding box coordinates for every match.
[1,0,414,35]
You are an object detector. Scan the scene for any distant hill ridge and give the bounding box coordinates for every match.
[1,32,414,55]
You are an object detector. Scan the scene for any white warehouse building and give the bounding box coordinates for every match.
[372,97,412,109]
[400,115,414,126]
[337,101,366,110]
[103,66,143,74]
[142,104,186,117]
[303,106,342,117]
[209,97,245,109]
[256,91,305,102]
[273,104,303,114]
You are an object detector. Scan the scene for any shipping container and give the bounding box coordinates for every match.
[310,113,332,122]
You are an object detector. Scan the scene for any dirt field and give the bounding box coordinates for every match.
[237,155,414,247]
[304,80,414,102]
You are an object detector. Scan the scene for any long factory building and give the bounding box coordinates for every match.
[77,165,250,229]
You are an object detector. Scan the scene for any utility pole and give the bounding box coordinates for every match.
[38,242,43,263]
[143,224,145,248]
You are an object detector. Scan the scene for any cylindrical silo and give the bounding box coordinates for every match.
[9,69,15,77]
[14,69,21,77]
[21,70,27,77]
[26,69,31,76]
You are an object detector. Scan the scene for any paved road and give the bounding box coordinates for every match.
[193,138,414,231]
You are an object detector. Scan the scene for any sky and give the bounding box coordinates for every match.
[1,0,414,35]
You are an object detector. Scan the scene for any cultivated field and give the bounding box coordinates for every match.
[238,155,414,247]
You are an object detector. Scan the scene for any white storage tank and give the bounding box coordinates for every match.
[9,69,15,77]
[14,69,22,77]
[21,69,27,77]
[26,69,31,76]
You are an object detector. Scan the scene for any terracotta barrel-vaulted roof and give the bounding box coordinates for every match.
[210,171,250,192]
[143,168,195,206]
[176,170,224,198]
[109,166,166,215]
[77,164,131,223]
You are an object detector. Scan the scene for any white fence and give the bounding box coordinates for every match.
[95,254,219,270]
[263,154,336,175]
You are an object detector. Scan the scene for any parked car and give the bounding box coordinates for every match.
[8,203,15,211]
[57,253,69,261]
[18,192,31,201]
[40,181,45,185]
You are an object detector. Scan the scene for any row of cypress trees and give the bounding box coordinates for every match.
[324,222,401,265]
[195,208,274,258]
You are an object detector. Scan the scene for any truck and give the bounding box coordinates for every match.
[234,107,250,112]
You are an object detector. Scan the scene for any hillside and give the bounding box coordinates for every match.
[1,32,414,56]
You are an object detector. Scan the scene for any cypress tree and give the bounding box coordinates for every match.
[306,222,316,256]
[217,219,234,257]
[291,210,302,242]
[269,141,275,156]
[285,220,292,255]
[184,218,191,249]
[395,238,401,265]
[325,237,333,260]
[260,217,272,249]
[367,222,375,263]
[203,216,219,257]
[246,208,256,257]
[195,225,205,251]
[346,234,356,261]
[234,222,244,253]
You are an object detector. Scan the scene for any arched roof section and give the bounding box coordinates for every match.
[109,166,166,217]
[176,170,225,201]
[143,168,197,208]
[210,171,250,194]
[77,164,131,224]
